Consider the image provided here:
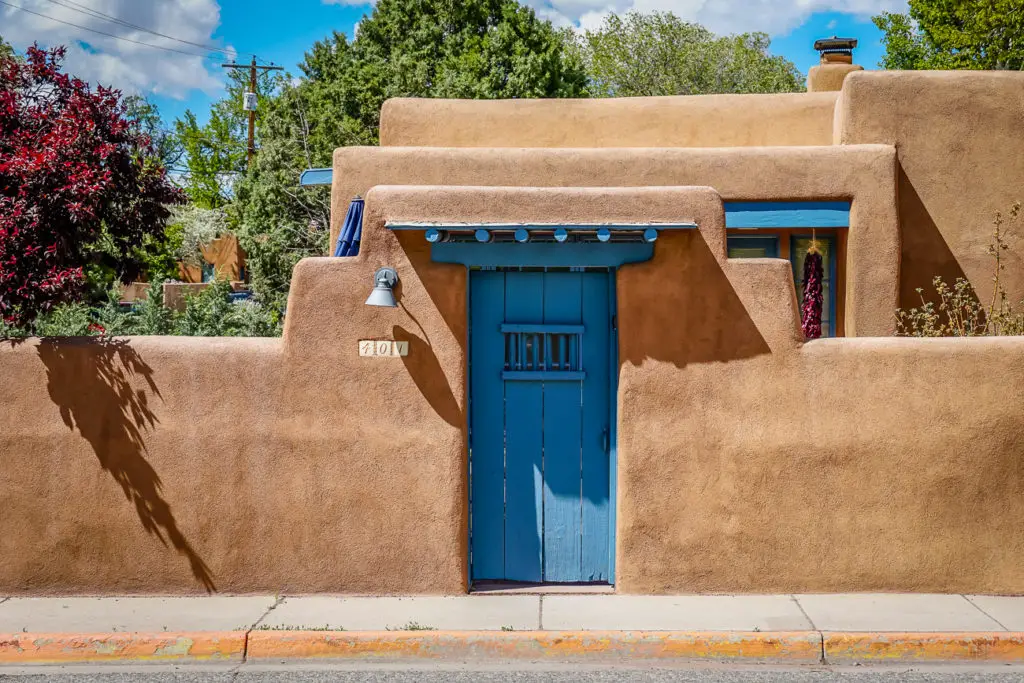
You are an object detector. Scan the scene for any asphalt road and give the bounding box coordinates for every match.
[6,663,1024,682]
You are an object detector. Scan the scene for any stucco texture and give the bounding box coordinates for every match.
[836,70,1024,307]
[2,185,1024,596]
[380,93,839,148]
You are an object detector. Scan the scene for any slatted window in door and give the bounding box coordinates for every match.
[470,269,614,584]
[501,325,583,380]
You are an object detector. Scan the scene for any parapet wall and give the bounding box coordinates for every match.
[2,186,1024,595]
[380,93,839,148]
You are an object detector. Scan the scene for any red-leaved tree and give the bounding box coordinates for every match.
[0,45,184,327]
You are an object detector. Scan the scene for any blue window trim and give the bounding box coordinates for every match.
[726,235,780,258]
[725,201,850,229]
[791,234,838,338]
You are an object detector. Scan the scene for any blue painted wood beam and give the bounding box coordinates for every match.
[432,242,654,267]
[298,168,333,186]
[724,201,850,228]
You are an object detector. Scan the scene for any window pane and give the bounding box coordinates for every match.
[730,246,771,258]
[727,237,779,259]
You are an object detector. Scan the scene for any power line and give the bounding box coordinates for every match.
[0,0,225,59]
[36,0,250,59]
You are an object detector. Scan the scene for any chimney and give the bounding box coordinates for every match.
[807,37,864,92]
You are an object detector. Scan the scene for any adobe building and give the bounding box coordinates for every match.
[1,45,1024,595]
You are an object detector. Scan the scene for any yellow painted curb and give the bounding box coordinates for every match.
[824,632,1024,662]
[0,632,246,664]
[246,630,823,661]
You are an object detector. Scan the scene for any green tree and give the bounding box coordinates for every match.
[0,35,13,60]
[874,0,1024,70]
[231,0,588,310]
[174,69,282,208]
[576,12,803,97]
[124,95,182,169]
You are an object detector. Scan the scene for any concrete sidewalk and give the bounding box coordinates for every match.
[2,593,1024,665]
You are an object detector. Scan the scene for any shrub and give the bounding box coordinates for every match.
[0,280,282,339]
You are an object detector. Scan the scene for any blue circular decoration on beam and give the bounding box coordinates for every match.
[425,228,445,243]
[596,228,611,242]
[475,229,492,243]
[514,228,530,243]
[553,228,568,243]
[643,228,659,243]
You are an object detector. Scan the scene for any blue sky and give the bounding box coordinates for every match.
[1,0,901,129]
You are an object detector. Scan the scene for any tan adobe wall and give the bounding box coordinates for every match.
[380,93,839,148]
[2,185,1024,595]
[331,145,899,336]
[835,70,1024,308]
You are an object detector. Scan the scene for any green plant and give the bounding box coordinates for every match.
[94,283,136,337]
[32,303,95,337]
[386,621,435,631]
[133,282,177,336]
[177,279,238,337]
[250,624,340,631]
[177,279,281,337]
[896,203,1024,336]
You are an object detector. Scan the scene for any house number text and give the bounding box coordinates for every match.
[359,340,410,357]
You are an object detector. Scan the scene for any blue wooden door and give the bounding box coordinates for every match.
[470,269,613,583]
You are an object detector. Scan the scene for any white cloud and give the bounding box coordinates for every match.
[529,0,908,35]
[0,0,233,99]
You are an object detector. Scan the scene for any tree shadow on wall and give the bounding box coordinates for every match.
[36,338,215,592]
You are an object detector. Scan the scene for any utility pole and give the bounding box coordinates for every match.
[221,56,284,166]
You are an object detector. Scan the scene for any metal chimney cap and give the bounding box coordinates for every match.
[814,37,858,52]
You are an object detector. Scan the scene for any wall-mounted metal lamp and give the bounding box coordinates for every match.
[365,267,399,308]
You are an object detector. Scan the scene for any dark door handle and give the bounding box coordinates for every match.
[602,428,609,453]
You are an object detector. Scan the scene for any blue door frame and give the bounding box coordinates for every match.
[468,267,618,584]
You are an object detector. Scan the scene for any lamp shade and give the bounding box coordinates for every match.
[365,267,399,307]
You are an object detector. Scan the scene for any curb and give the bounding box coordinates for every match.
[0,632,245,664]
[3,631,1024,664]
[824,632,1024,662]
[246,631,824,661]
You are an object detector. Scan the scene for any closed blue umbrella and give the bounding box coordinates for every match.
[334,196,364,257]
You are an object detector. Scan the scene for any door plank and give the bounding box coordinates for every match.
[469,271,507,580]
[581,272,611,581]
[503,271,544,582]
[541,271,584,582]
